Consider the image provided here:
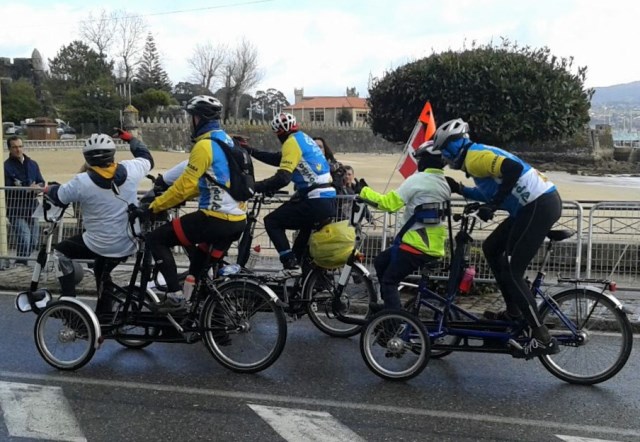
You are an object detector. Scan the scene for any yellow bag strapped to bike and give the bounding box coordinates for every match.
[309,220,356,269]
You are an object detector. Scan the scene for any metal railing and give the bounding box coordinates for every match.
[0,187,638,289]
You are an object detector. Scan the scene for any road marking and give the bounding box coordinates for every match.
[248,404,365,442]
[557,435,620,442]
[0,381,86,442]
[0,371,638,440]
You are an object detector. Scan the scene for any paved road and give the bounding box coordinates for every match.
[0,292,639,442]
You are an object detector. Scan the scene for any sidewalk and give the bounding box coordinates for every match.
[2,262,639,330]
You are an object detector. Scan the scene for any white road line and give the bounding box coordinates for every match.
[0,381,86,442]
[248,404,365,442]
[557,435,620,442]
[0,370,638,440]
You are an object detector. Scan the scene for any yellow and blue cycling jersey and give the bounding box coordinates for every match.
[150,124,246,221]
[461,143,555,217]
[280,132,336,199]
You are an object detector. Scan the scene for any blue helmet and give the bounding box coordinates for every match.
[433,119,470,169]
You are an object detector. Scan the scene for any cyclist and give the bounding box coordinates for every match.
[359,141,451,311]
[44,132,153,313]
[437,118,562,358]
[145,95,246,311]
[242,113,336,277]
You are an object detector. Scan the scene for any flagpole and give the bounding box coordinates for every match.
[382,120,422,192]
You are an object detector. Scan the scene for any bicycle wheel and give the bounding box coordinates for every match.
[114,287,160,350]
[538,288,633,385]
[305,265,376,338]
[35,301,96,370]
[360,310,430,381]
[201,280,287,373]
[404,295,462,359]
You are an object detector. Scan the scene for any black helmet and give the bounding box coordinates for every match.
[413,140,444,171]
[83,133,116,167]
[186,95,223,120]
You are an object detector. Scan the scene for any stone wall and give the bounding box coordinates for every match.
[136,117,400,153]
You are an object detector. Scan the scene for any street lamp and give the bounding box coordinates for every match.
[86,87,111,133]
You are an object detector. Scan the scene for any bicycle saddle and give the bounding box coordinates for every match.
[546,230,574,242]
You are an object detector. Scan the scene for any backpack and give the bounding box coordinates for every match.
[206,137,255,202]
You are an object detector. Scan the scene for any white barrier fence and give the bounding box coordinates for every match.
[0,187,638,289]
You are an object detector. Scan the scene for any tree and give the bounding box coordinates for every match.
[131,88,176,118]
[1,79,42,122]
[368,40,593,145]
[173,82,213,105]
[135,33,172,93]
[79,9,115,60]
[112,10,147,86]
[220,38,262,120]
[47,41,118,127]
[48,40,113,90]
[337,107,353,124]
[252,88,289,120]
[188,42,226,91]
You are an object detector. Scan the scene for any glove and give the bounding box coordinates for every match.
[477,204,496,222]
[358,178,368,189]
[153,174,169,194]
[445,176,462,195]
[138,202,153,220]
[232,134,250,148]
[113,128,133,142]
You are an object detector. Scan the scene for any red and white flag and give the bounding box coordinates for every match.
[397,101,437,178]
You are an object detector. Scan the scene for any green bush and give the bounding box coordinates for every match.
[368,39,593,146]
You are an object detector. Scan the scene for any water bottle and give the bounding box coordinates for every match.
[246,244,261,269]
[219,263,242,276]
[458,265,476,294]
[183,274,196,302]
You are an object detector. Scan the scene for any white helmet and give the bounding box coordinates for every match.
[270,113,298,134]
[186,95,223,120]
[83,133,116,167]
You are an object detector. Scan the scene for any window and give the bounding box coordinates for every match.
[310,110,325,122]
[356,111,368,121]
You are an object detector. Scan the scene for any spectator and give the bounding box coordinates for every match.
[4,136,45,265]
[313,137,346,192]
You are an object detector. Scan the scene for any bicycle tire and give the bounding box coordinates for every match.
[537,288,633,385]
[360,310,430,381]
[201,280,287,373]
[304,265,376,338]
[35,301,96,371]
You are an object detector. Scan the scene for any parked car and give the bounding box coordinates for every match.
[55,119,76,136]
[3,122,16,135]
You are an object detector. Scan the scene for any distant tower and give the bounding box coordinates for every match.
[31,48,51,116]
[294,88,304,104]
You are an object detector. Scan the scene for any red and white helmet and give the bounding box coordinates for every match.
[270,113,298,134]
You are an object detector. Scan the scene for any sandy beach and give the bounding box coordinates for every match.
[22,150,640,202]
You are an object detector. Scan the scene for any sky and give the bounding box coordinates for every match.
[1,0,639,103]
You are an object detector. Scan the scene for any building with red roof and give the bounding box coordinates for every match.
[283,87,370,124]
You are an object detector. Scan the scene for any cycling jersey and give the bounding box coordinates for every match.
[360,169,451,257]
[461,143,555,217]
[150,123,246,221]
[280,131,336,199]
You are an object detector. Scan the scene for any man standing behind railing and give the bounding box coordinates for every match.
[3,136,45,265]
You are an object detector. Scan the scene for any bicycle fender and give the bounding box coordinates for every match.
[58,297,102,349]
[218,278,287,308]
[145,287,161,303]
[352,261,371,278]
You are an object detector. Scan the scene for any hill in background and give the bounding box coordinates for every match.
[592,81,640,105]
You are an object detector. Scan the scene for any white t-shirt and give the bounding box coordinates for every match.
[57,158,152,257]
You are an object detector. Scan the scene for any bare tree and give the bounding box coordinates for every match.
[113,10,147,87]
[188,42,227,91]
[220,38,262,120]
[79,9,116,60]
